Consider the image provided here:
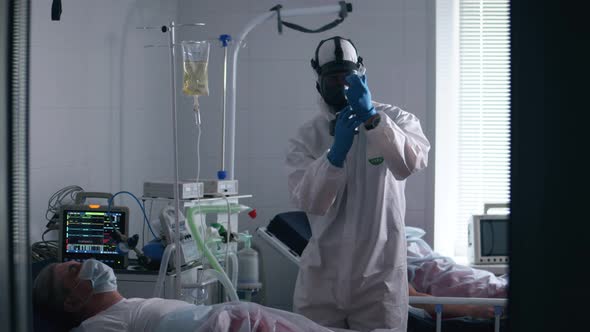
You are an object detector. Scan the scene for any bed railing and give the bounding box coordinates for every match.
[409,296,507,332]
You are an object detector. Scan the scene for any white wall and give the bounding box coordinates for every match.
[29,0,179,244]
[176,0,435,310]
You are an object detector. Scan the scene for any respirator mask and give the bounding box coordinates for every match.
[311,36,365,112]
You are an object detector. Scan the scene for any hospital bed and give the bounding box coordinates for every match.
[256,211,508,332]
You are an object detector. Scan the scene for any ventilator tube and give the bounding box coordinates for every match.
[154,243,175,297]
[186,206,239,301]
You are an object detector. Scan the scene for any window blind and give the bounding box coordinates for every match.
[455,0,511,257]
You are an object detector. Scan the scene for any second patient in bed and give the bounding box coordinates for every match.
[405,227,508,319]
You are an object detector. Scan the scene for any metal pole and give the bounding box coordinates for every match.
[494,306,503,332]
[9,0,32,329]
[435,304,442,332]
[1,0,31,329]
[0,0,9,326]
[167,20,182,299]
[221,45,227,173]
[409,296,507,306]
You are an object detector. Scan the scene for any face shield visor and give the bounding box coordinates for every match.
[317,61,358,111]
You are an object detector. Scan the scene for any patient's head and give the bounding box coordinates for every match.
[33,260,122,331]
[33,261,89,330]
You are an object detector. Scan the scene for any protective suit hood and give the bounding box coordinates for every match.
[311,36,362,72]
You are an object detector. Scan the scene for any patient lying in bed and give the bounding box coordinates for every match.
[32,261,333,332]
[74,298,331,332]
[405,227,508,319]
[156,301,336,332]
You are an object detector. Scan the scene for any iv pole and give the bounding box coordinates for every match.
[140,22,234,300]
[158,22,235,300]
[160,21,205,299]
[166,20,182,300]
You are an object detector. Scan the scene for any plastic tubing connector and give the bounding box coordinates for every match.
[219,34,232,47]
[217,170,227,180]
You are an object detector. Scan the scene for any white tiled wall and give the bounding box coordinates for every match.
[29,0,179,243]
[29,0,434,311]
[176,0,436,310]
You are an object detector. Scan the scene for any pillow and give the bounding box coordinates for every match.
[405,226,426,239]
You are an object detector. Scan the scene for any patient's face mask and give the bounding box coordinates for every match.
[76,259,118,294]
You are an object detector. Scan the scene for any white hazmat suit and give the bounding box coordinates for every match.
[286,97,430,331]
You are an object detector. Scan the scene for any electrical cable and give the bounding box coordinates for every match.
[34,185,84,262]
[107,191,157,239]
[144,199,154,248]
[143,207,147,248]
[45,185,84,223]
[41,228,53,243]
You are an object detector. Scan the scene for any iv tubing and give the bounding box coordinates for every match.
[227,3,347,179]
[186,206,239,301]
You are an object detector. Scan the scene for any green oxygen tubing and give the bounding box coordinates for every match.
[186,206,239,302]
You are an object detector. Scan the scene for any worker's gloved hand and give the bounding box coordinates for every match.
[327,106,363,168]
[345,74,377,122]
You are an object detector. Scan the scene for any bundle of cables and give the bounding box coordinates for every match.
[31,241,58,263]
[31,185,85,262]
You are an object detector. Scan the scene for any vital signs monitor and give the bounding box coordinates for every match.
[58,204,129,269]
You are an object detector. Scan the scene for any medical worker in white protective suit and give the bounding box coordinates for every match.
[286,36,430,331]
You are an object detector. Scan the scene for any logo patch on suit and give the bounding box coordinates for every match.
[368,157,384,165]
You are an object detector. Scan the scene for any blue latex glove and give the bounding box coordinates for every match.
[345,74,377,122]
[327,106,364,168]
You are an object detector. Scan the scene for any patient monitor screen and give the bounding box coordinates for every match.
[62,209,127,268]
[480,219,509,256]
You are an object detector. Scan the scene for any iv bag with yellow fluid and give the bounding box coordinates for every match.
[181,41,210,96]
